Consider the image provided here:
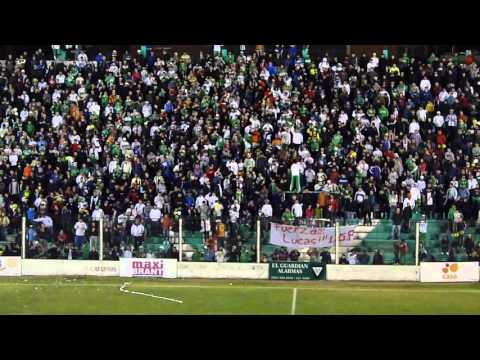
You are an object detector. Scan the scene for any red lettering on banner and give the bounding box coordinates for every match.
[348,230,355,240]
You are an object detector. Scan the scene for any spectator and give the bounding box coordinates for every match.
[289,249,300,261]
[130,216,145,249]
[319,249,332,265]
[0,210,10,243]
[73,218,87,250]
[347,251,358,265]
[391,207,402,240]
[291,199,303,225]
[447,247,456,262]
[372,250,384,265]
[307,248,320,262]
[339,253,348,264]
[464,235,474,257]
[399,239,408,265]
[358,250,370,265]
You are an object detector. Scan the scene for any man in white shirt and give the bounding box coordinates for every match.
[55,71,65,85]
[416,106,427,122]
[130,217,145,248]
[149,205,162,235]
[409,119,420,134]
[205,192,218,209]
[226,160,239,176]
[74,218,88,249]
[420,76,431,92]
[52,112,64,128]
[134,199,146,219]
[142,101,152,118]
[468,174,478,190]
[291,128,304,146]
[291,200,303,224]
[8,151,18,167]
[122,246,133,258]
[91,205,104,222]
[438,88,449,103]
[433,111,444,128]
[195,194,206,210]
[260,199,273,218]
[446,109,457,131]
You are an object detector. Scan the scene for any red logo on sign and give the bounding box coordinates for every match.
[132,261,164,276]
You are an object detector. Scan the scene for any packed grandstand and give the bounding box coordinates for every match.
[0,45,479,265]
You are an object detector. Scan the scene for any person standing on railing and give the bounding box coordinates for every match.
[289,159,304,193]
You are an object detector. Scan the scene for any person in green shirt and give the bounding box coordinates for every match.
[378,105,389,122]
[81,242,90,260]
[301,45,310,61]
[329,132,343,156]
[448,205,457,231]
[367,105,376,118]
[405,156,418,178]
[282,208,295,225]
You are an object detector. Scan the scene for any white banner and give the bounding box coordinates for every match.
[119,258,177,278]
[270,223,356,249]
[0,257,21,276]
[420,262,479,282]
[21,260,119,276]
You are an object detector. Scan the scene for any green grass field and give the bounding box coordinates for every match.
[1,277,480,315]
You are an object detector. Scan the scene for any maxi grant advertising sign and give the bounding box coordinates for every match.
[270,223,356,249]
[119,258,178,278]
[269,262,325,280]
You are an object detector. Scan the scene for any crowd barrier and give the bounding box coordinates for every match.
[326,265,419,281]
[1,258,480,282]
[177,262,269,279]
[21,259,119,276]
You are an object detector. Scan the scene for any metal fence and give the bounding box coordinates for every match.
[8,212,442,266]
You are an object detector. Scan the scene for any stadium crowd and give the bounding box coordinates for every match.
[1,45,480,262]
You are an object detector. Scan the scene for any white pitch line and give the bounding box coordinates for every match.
[1,282,480,294]
[119,282,183,304]
[291,288,297,315]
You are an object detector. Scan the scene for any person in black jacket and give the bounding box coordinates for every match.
[362,195,372,226]
[320,249,332,265]
[339,253,348,264]
[464,235,474,257]
[447,247,456,262]
[373,249,384,265]
[402,203,412,232]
